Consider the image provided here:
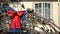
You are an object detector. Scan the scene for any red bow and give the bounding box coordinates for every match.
[8,10,24,29]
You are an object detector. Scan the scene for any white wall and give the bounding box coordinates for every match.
[58,2,60,27]
[9,2,22,11]
[9,2,34,10]
[21,2,34,9]
[52,2,58,26]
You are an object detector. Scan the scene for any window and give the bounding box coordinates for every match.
[35,3,50,19]
[35,4,38,9]
[35,3,42,16]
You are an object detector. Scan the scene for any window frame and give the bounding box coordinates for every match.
[34,2,51,19]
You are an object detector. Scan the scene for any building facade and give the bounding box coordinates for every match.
[21,1,59,27]
[1,0,59,27]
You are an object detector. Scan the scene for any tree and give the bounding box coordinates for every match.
[10,0,22,2]
[0,0,11,3]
